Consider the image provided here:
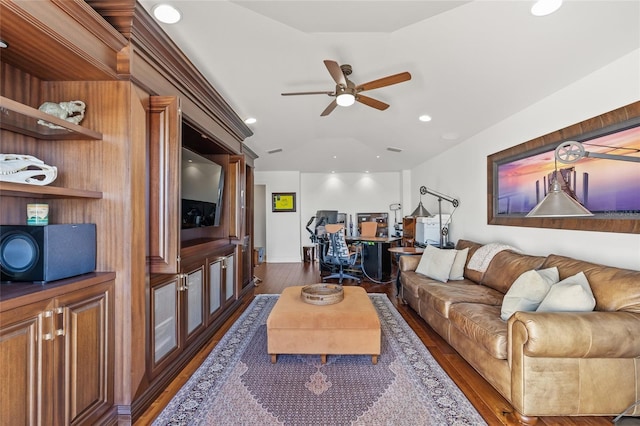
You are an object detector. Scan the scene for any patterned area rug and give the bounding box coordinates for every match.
[153,294,486,425]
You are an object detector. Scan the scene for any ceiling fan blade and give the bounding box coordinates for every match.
[320,99,338,116]
[356,72,411,92]
[281,91,334,96]
[356,95,389,111]
[324,60,346,87]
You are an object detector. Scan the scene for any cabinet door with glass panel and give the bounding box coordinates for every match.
[207,251,235,325]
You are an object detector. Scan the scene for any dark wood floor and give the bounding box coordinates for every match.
[136,261,613,426]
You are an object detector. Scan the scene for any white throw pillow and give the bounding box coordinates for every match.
[449,247,469,281]
[500,267,559,321]
[536,271,596,312]
[415,245,457,283]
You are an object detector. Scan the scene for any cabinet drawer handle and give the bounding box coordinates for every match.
[42,310,54,341]
[55,307,65,337]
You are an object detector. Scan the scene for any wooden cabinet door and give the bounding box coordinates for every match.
[227,155,245,239]
[149,275,181,376]
[0,299,53,426]
[207,257,223,323]
[224,253,236,302]
[56,281,114,425]
[148,96,182,274]
[183,264,206,345]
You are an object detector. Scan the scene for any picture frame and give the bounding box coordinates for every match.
[487,100,640,234]
[272,192,296,212]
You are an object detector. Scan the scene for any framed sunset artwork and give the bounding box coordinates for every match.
[487,101,640,234]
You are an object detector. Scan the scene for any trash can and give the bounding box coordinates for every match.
[303,245,316,262]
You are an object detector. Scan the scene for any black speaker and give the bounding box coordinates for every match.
[0,224,96,282]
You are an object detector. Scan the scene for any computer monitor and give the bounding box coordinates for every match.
[314,210,338,238]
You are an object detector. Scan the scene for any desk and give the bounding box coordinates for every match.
[388,246,424,295]
[346,236,401,282]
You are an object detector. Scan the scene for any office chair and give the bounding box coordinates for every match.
[360,221,378,237]
[322,224,362,284]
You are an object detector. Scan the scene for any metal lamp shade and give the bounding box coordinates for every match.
[526,180,594,217]
[410,201,431,217]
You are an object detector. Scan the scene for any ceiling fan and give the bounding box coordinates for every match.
[281,60,411,116]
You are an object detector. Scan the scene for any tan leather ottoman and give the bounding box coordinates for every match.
[267,285,381,364]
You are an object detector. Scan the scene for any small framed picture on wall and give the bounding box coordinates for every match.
[272,192,296,212]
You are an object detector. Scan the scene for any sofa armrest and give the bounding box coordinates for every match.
[399,255,420,272]
[508,311,640,362]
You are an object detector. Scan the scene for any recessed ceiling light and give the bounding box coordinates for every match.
[376,155,380,159]
[419,115,432,122]
[244,117,257,124]
[333,155,337,159]
[531,0,562,16]
[0,40,8,49]
[152,4,182,24]
[441,132,460,141]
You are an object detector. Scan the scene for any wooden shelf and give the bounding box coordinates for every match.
[0,182,102,199]
[0,96,102,140]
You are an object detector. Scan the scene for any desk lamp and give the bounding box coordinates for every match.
[420,186,459,248]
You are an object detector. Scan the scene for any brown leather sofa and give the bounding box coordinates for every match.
[399,239,640,425]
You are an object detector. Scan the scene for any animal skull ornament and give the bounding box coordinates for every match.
[37,100,86,129]
[0,154,58,186]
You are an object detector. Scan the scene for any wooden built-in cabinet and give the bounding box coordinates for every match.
[1,1,255,422]
[146,242,237,398]
[0,274,115,425]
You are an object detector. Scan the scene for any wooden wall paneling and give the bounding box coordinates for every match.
[147,96,182,275]
[41,80,146,412]
[0,0,126,81]
[128,88,149,400]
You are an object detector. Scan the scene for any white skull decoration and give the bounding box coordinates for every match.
[0,154,58,186]
[37,100,86,129]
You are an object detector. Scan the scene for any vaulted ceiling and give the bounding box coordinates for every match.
[138,0,640,173]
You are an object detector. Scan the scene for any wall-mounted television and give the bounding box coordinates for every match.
[181,147,224,228]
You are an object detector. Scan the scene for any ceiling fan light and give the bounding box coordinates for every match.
[336,93,355,107]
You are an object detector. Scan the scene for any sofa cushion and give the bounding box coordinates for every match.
[401,270,437,299]
[500,267,559,321]
[537,271,596,312]
[417,280,503,319]
[455,239,484,283]
[449,303,508,359]
[481,251,546,294]
[542,254,640,313]
[449,247,469,281]
[415,245,457,282]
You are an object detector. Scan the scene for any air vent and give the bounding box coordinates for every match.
[386,147,402,153]
[267,148,283,154]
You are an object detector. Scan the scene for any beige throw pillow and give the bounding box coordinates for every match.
[415,245,457,283]
[536,271,596,312]
[500,267,559,321]
[449,247,469,281]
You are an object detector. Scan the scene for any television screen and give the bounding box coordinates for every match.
[181,148,224,228]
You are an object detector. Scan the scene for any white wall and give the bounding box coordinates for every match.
[301,172,403,239]
[255,171,402,262]
[254,171,302,262]
[410,49,640,270]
